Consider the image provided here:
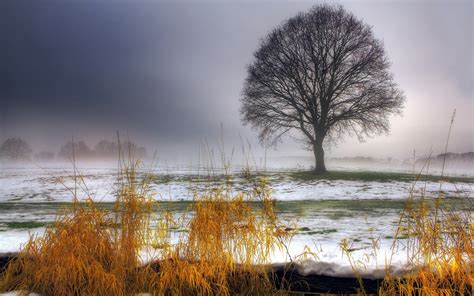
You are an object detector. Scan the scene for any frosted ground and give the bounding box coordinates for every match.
[0,162,472,277]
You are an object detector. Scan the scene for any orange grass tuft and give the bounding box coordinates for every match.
[0,161,153,295]
[380,195,473,295]
[0,160,293,295]
[139,176,293,295]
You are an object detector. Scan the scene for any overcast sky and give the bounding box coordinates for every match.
[1,0,472,162]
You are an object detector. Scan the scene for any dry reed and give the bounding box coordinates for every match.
[0,158,293,295]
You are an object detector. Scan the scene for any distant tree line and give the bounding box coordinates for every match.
[330,156,394,163]
[0,138,147,161]
[415,152,474,165]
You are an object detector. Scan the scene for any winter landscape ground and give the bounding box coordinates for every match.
[1,160,472,279]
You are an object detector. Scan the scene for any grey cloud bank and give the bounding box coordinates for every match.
[1,0,472,162]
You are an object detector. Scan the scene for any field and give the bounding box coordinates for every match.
[0,161,473,294]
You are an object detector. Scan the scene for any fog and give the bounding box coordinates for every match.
[1,0,472,165]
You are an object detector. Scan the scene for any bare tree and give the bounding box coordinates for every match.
[0,138,32,161]
[94,139,119,158]
[241,4,405,174]
[58,141,93,159]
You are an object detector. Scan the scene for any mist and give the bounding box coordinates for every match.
[1,0,472,165]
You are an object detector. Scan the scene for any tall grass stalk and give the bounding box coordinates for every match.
[0,144,293,295]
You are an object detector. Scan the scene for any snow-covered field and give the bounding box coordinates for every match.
[1,163,472,203]
[0,163,472,277]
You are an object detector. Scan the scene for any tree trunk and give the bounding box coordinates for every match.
[313,140,326,174]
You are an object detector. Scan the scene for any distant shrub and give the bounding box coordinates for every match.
[0,138,32,161]
[58,141,94,160]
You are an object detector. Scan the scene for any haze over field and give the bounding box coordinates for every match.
[1,0,472,162]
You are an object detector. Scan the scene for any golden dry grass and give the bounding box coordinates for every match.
[0,161,153,295]
[0,160,293,295]
[379,195,473,295]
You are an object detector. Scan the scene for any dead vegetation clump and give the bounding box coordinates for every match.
[0,161,154,295]
[380,195,473,295]
[139,175,293,295]
[0,159,293,295]
[380,114,473,295]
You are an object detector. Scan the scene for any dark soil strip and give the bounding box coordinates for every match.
[2,254,471,295]
[271,263,381,294]
[0,254,381,294]
[0,253,18,275]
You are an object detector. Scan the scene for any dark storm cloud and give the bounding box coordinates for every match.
[1,0,472,158]
[2,1,194,136]
[1,0,310,148]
